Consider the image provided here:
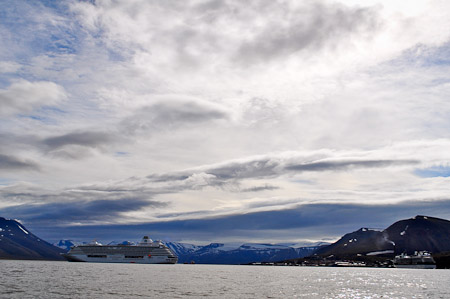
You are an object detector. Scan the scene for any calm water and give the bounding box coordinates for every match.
[0,260,449,298]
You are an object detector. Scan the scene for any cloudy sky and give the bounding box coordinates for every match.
[2,0,450,244]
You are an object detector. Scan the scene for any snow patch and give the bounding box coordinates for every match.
[17,225,29,235]
[384,236,395,246]
[400,225,409,236]
[366,250,394,256]
[240,243,289,250]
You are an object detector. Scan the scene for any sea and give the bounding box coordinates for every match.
[0,260,449,298]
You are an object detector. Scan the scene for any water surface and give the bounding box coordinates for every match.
[0,260,449,298]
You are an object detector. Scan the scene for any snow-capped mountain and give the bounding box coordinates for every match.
[165,241,327,264]
[54,239,79,251]
[0,217,65,260]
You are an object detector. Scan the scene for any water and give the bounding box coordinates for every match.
[0,261,449,298]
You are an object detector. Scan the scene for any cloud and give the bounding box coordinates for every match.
[240,184,279,193]
[146,154,421,188]
[0,154,39,171]
[235,1,381,65]
[2,198,167,225]
[0,80,66,116]
[26,199,450,243]
[68,0,385,78]
[121,95,230,134]
[43,131,114,149]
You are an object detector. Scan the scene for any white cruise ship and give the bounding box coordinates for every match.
[393,251,436,269]
[62,236,178,264]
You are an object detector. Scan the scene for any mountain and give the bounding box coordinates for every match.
[54,239,79,252]
[314,228,392,258]
[384,215,450,254]
[315,215,450,259]
[0,217,65,260]
[165,241,327,264]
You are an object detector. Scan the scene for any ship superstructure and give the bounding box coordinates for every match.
[62,236,178,264]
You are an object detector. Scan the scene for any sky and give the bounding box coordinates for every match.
[2,0,450,245]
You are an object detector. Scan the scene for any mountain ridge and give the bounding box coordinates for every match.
[0,217,65,260]
[314,215,450,259]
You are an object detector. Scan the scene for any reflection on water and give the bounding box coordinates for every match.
[0,260,449,298]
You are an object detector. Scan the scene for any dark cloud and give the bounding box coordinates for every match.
[146,173,191,182]
[43,131,114,149]
[285,159,419,172]
[240,184,279,193]
[39,131,119,159]
[1,198,166,225]
[207,159,279,180]
[26,199,450,243]
[235,2,380,65]
[121,97,229,134]
[146,157,419,189]
[147,158,280,186]
[0,154,39,171]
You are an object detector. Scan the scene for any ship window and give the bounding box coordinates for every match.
[125,256,144,259]
[87,255,107,258]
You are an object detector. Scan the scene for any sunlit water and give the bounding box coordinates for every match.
[0,260,449,298]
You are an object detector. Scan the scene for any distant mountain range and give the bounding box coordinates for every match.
[164,242,328,264]
[3,214,450,265]
[0,217,64,260]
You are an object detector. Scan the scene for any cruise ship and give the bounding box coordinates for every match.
[393,251,436,269]
[62,236,178,264]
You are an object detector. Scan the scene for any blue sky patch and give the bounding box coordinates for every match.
[415,166,450,178]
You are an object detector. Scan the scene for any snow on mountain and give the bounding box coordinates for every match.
[107,240,136,246]
[54,240,82,251]
[164,242,203,256]
[164,241,325,264]
[0,217,65,260]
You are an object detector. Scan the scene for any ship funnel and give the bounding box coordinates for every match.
[139,235,153,245]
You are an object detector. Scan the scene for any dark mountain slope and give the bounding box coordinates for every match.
[384,215,450,254]
[315,215,450,259]
[0,217,65,260]
[314,228,392,257]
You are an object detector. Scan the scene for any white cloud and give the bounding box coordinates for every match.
[0,80,66,116]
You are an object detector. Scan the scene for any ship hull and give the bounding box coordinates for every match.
[62,253,177,264]
[394,264,436,269]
